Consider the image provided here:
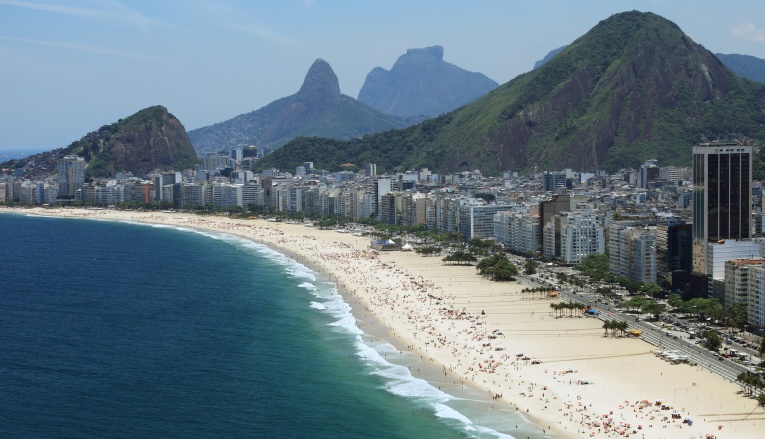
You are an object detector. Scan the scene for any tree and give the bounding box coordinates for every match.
[641,301,667,320]
[703,329,723,352]
[575,253,610,279]
[442,251,477,265]
[524,259,538,275]
[727,302,748,328]
[758,392,765,408]
[667,293,683,309]
[641,282,663,298]
[476,253,519,281]
[602,320,612,337]
[622,296,648,312]
[759,334,765,359]
[625,281,643,295]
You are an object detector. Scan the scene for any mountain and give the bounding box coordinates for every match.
[539,46,765,87]
[1,106,197,179]
[64,106,198,178]
[357,46,499,117]
[256,11,765,175]
[533,46,567,69]
[715,53,765,84]
[188,59,416,155]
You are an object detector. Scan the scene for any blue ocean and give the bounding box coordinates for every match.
[0,213,547,438]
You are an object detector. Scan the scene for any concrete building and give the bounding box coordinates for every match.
[542,171,566,193]
[747,265,765,328]
[707,239,761,303]
[724,259,764,308]
[557,209,605,264]
[373,177,391,221]
[458,202,514,240]
[494,209,540,255]
[56,155,85,199]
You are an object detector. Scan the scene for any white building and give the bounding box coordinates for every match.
[558,209,605,264]
[458,201,514,240]
[747,265,765,328]
[494,210,540,254]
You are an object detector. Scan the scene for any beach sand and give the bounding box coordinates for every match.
[6,206,764,439]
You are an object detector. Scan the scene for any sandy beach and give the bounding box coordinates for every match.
[5,206,764,439]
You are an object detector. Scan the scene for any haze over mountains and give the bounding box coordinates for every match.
[357,46,499,118]
[187,59,417,156]
[257,11,765,175]
[6,10,765,180]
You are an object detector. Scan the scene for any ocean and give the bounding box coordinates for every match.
[0,213,548,438]
[0,148,47,161]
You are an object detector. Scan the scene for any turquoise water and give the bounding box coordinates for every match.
[0,213,547,438]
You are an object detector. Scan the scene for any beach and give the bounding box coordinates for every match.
[5,206,764,439]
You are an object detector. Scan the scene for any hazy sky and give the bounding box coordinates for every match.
[2,0,765,154]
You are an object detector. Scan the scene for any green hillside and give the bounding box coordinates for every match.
[64,106,198,178]
[257,11,765,175]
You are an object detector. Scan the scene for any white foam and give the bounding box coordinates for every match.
[309,302,327,310]
[102,219,517,438]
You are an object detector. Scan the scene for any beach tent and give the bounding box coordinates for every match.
[401,243,413,251]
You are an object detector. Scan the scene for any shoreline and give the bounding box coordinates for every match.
[5,206,764,439]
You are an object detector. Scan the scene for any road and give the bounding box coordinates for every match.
[517,270,755,386]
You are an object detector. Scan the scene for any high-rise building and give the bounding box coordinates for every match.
[639,159,659,188]
[691,142,753,297]
[373,177,391,220]
[542,171,566,193]
[365,163,377,177]
[56,155,85,199]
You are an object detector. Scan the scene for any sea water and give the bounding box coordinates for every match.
[0,213,551,438]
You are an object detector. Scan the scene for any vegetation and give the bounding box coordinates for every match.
[414,246,442,256]
[253,11,765,175]
[442,251,477,266]
[602,320,629,337]
[57,106,199,179]
[523,259,538,275]
[736,372,765,396]
[476,253,519,281]
[549,302,588,318]
[703,330,723,352]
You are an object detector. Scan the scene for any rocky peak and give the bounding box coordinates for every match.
[358,45,497,117]
[297,58,341,107]
[405,45,444,60]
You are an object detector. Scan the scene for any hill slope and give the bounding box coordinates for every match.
[188,59,416,155]
[64,106,198,178]
[257,11,765,175]
[0,106,197,180]
[715,53,765,84]
[533,46,567,70]
[357,46,499,117]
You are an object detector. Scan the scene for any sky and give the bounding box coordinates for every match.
[2,0,765,155]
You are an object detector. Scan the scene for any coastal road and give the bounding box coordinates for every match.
[557,288,752,386]
[516,271,753,386]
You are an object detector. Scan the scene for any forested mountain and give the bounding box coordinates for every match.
[1,106,198,179]
[256,11,765,175]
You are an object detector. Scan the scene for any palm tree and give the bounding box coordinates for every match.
[602,320,611,337]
